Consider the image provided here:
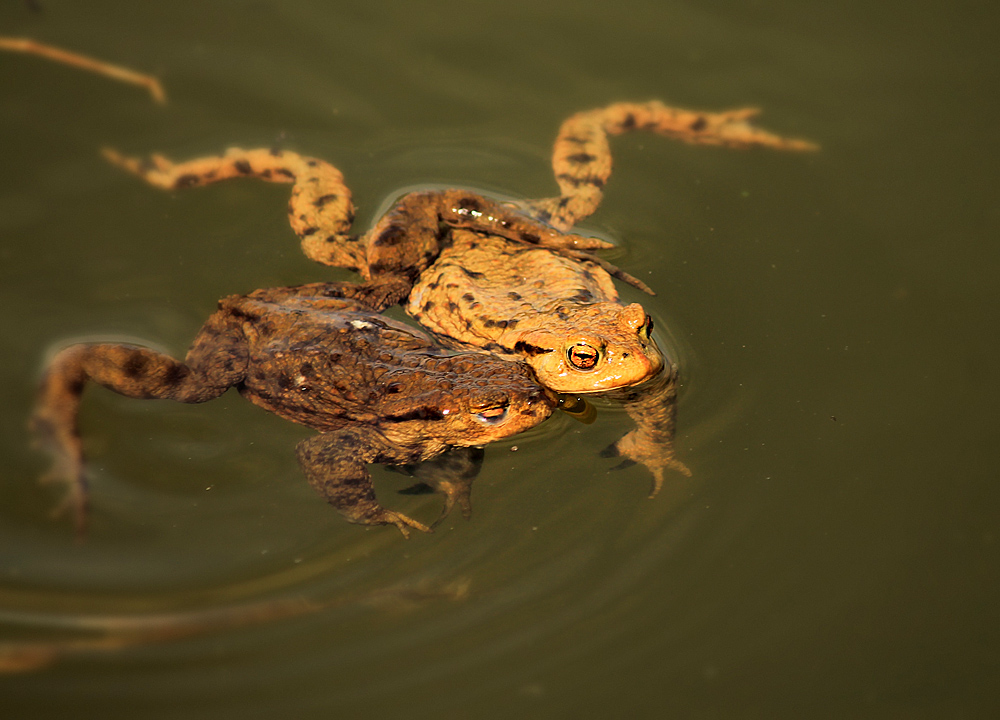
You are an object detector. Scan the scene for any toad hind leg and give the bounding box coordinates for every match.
[296,432,433,538]
[522,101,819,231]
[30,315,247,536]
[102,146,367,273]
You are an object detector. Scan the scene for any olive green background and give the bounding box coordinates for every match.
[1,0,996,717]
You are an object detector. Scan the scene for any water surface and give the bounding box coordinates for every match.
[1,0,997,717]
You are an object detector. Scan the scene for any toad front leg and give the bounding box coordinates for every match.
[601,369,692,497]
[296,430,434,538]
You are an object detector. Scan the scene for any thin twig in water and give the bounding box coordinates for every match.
[0,36,166,103]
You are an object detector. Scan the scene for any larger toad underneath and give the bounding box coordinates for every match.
[32,287,555,537]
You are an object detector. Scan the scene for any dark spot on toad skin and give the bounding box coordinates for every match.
[233,160,252,174]
[513,340,554,357]
[382,407,446,423]
[556,173,605,189]
[164,364,189,385]
[313,194,338,208]
[374,225,407,247]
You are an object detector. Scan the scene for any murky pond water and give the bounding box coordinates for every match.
[2,0,997,717]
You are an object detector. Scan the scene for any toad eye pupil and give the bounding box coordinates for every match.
[568,343,599,370]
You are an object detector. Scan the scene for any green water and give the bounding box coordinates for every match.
[1,0,997,717]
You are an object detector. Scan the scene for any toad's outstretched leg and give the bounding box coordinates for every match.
[102,147,368,273]
[30,314,247,536]
[522,101,818,231]
[104,148,627,305]
[297,431,434,538]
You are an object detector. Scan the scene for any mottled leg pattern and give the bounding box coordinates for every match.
[296,431,434,538]
[601,368,692,497]
[522,101,819,230]
[394,447,485,525]
[102,146,368,272]
[30,314,247,535]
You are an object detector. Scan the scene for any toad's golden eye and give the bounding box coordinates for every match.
[567,343,601,370]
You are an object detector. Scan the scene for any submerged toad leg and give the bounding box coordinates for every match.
[601,369,692,497]
[394,447,486,525]
[522,100,819,230]
[30,313,247,535]
[102,147,367,273]
[297,431,434,538]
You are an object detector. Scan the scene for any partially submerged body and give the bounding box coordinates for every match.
[32,288,555,537]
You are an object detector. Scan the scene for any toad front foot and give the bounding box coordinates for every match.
[372,509,434,539]
[602,368,691,497]
[395,446,485,526]
[602,428,691,498]
[297,431,437,537]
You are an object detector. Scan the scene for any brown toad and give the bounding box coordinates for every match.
[32,286,555,537]
[103,100,815,492]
